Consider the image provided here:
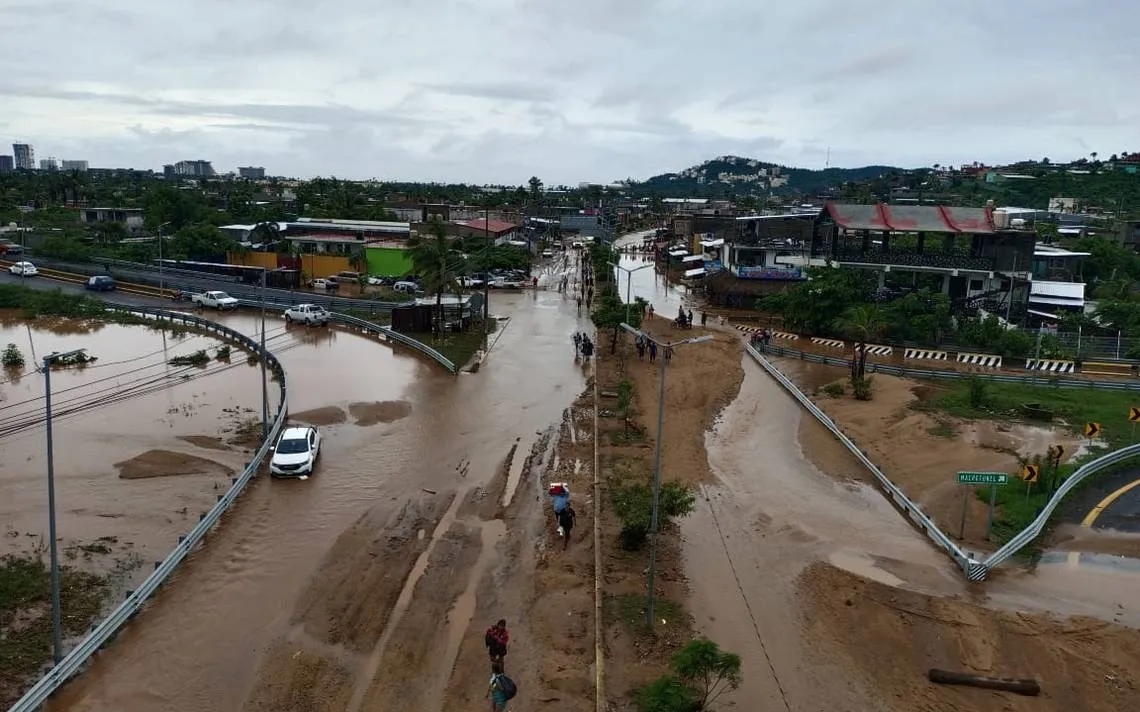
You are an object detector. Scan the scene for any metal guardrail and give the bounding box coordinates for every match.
[744,344,982,579]
[758,343,1140,391]
[978,444,1140,577]
[327,312,458,374]
[9,306,289,712]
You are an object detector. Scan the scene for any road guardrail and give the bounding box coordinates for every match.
[327,312,457,374]
[757,342,1140,391]
[745,344,984,579]
[9,305,290,712]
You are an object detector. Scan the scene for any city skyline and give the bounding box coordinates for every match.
[1,0,1135,185]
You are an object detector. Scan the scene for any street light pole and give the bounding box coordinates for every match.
[156,221,172,292]
[483,207,490,336]
[43,348,86,664]
[609,261,653,325]
[260,268,269,441]
[619,324,713,631]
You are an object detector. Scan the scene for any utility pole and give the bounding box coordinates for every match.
[260,268,269,441]
[610,261,652,325]
[483,207,490,334]
[619,324,713,630]
[157,221,172,292]
[43,349,87,664]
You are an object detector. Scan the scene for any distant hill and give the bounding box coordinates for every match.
[631,155,900,198]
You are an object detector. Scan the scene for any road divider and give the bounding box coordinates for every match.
[956,352,1003,368]
[1025,358,1076,374]
[905,348,949,361]
[9,305,290,712]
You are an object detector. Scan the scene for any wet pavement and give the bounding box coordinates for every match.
[43,281,593,711]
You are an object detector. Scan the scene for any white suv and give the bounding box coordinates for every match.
[285,304,330,325]
[269,426,322,477]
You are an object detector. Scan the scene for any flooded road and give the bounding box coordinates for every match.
[0,314,276,580]
[683,355,1140,709]
[612,230,688,316]
[45,289,593,711]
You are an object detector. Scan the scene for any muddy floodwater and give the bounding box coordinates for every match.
[613,230,688,316]
[0,313,271,583]
[43,282,595,711]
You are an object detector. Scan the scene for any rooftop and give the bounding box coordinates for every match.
[452,218,517,234]
[824,202,996,234]
[287,220,409,234]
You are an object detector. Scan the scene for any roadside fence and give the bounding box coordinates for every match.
[9,305,289,712]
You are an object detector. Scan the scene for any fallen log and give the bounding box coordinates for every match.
[928,669,1040,696]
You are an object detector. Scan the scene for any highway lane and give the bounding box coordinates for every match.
[1059,465,1140,532]
[0,270,167,308]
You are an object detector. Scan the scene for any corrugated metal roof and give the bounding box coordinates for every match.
[684,267,707,278]
[681,254,704,263]
[825,202,996,234]
[883,205,950,232]
[826,203,891,230]
[939,206,994,233]
[454,218,517,234]
[1030,281,1085,300]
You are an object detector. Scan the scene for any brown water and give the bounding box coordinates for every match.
[613,230,689,317]
[44,289,593,711]
[682,356,1140,710]
[0,316,276,581]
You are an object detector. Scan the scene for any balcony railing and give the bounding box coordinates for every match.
[833,248,995,271]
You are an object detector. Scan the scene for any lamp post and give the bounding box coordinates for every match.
[619,324,713,630]
[260,268,269,441]
[156,221,172,292]
[483,207,490,335]
[43,348,87,664]
[609,260,653,325]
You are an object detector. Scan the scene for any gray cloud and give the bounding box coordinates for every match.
[2,0,1137,183]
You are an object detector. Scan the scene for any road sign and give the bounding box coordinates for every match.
[1048,445,1065,461]
[957,472,1009,485]
[1130,407,1140,423]
[1084,422,1102,439]
[1022,465,1040,483]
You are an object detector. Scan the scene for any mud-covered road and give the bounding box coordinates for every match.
[44,255,595,712]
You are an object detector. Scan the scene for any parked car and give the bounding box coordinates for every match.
[191,290,239,310]
[309,278,338,290]
[8,261,37,277]
[84,275,116,292]
[284,303,330,325]
[335,271,362,283]
[489,277,524,289]
[269,425,322,478]
[460,276,484,288]
[393,280,424,295]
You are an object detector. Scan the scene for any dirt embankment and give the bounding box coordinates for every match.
[241,400,596,712]
[781,361,1079,551]
[594,316,746,707]
[799,561,1140,712]
[114,449,235,480]
[288,401,412,428]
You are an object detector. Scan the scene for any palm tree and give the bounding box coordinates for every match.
[834,305,884,381]
[404,219,463,335]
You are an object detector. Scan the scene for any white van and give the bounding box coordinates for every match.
[393,281,423,295]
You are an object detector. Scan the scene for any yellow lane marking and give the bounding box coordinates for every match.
[1082,478,1140,527]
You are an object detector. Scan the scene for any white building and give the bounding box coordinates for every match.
[60,160,89,171]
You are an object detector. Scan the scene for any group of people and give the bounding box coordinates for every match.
[572,331,595,360]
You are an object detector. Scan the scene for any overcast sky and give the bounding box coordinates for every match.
[1,0,1133,184]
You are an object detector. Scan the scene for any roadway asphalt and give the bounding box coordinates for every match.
[0,270,168,308]
[1060,465,1140,533]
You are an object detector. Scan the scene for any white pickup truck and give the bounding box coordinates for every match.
[191,290,240,310]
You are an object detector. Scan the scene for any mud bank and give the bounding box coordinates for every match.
[289,406,348,426]
[594,317,746,707]
[114,449,235,480]
[800,561,1140,712]
[347,400,411,426]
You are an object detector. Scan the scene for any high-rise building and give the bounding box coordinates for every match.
[173,160,214,177]
[163,164,175,179]
[12,143,34,170]
[238,166,266,179]
[0,156,13,173]
[61,160,89,172]
[40,158,59,171]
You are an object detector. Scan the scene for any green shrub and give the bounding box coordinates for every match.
[638,638,743,712]
[611,478,696,551]
[850,375,873,401]
[1,343,24,368]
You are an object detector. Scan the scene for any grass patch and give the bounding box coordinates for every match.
[412,320,499,368]
[926,378,1140,446]
[606,592,688,639]
[0,554,107,704]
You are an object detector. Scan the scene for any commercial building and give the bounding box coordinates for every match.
[12,143,34,170]
[238,166,266,179]
[60,160,89,172]
[79,207,146,234]
[0,156,13,173]
[173,160,215,177]
[39,158,59,171]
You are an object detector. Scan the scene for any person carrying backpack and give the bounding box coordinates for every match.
[487,661,517,711]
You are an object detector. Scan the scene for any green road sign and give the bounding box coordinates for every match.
[957,471,1009,485]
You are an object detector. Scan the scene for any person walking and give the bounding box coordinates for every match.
[576,295,583,316]
[635,334,646,359]
[647,304,655,320]
[701,311,708,327]
[485,619,510,666]
[487,662,512,711]
[557,506,576,550]
[648,340,658,363]
[687,309,694,327]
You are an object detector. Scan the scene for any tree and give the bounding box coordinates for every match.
[834,304,883,383]
[637,638,742,712]
[348,250,368,294]
[528,176,544,204]
[404,219,463,334]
